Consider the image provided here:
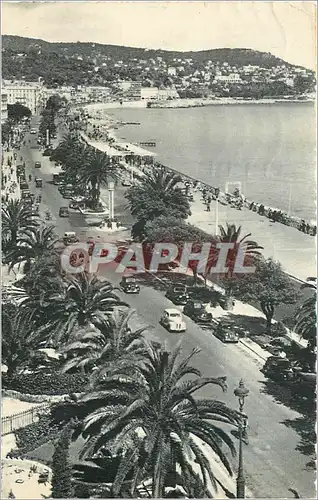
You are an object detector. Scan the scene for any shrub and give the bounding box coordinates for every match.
[3,371,89,395]
[51,423,74,498]
[9,414,61,457]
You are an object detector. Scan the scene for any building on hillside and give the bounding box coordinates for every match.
[213,74,244,84]
[141,87,179,101]
[1,91,8,124]
[117,81,142,100]
[43,86,73,103]
[168,66,177,76]
[3,79,44,114]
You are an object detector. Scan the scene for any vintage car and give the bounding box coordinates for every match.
[120,276,140,294]
[213,322,239,343]
[30,128,37,134]
[63,231,79,246]
[183,300,212,324]
[261,357,294,381]
[35,177,43,188]
[160,308,186,333]
[165,283,189,305]
[35,161,41,168]
[59,206,70,218]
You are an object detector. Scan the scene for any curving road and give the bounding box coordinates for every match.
[17,117,316,499]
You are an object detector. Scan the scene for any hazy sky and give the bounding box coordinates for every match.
[2,1,316,69]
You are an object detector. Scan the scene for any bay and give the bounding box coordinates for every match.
[108,103,316,220]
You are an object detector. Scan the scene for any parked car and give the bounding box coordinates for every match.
[120,276,140,294]
[35,161,41,168]
[261,356,294,381]
[165,283,189,305]
[59,206,69,218]
[20,181,29,191]
[43,148,53,156]
[213,322,239,343]
[122,179,132,187]
[160,308,186,333]
[183,300,213,324]
[188,286,221,306]
[63,231,79,246]
[35,178,43,188]
[30,128,37,134]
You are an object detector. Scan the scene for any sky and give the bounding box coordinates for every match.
[1,1,316,69]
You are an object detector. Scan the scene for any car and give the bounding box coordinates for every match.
[160,308,186,333]
[35,178,43,188]
[120,275,140,294]
[30,128,37,134]
[261,356,294,381]
[43,148,53,156]
[59,206,69,218]
[121,179,132,187]
[20,181,29,191]
[35,161,41,168]
[187,286,221,307]
[63,231,79,245]
[213,322,239,343]
[165,283,189,305]
[183,300,212,324]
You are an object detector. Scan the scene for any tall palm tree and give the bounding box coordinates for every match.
[60,309,148,375]
[76,342,239,498]
[295,277,317,352]
[6,225,59,274]
[32,272,127,346]
[126,170,191,239]
[79,149,118,208]
[2,200,38,248]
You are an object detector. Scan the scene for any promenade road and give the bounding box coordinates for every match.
[15,118,316,499]
[188,192,316,283]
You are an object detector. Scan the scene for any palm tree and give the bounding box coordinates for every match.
[217,224,263,309]
[32,272,127,346]
[79,149,118,208]
[2,199,38,248]
[126,170,191,239]
[76,342,239,497]
[295,277,317,352]
[6,225,59,274]
[60,309,148,375]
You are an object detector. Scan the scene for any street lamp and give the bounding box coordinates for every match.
[108,181,115,220]
[234,379,249,499]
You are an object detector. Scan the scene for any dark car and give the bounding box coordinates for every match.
[213,322,239,343]
[183,300,212,324]
[120,276,140,294]
[188,286,221,307]
[261,356,294,381]
[165,283,189,305]
[35,161,41,168]
[43,148,53,156]
[59,206,69,217]
[35,178,43,188]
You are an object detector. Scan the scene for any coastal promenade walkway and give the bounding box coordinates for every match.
[188,190,316,282]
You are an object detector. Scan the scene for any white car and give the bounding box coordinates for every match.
[30,128,37,134]
[160,308,186,332]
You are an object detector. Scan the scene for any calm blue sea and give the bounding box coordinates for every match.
[108,103,316,220]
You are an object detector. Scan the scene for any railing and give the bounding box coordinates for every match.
[1,403,51,436]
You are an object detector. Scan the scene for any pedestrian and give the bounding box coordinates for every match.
[206,195,212,212]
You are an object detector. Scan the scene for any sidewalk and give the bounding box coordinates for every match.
[188,190,316,283]
[1,151,20,202]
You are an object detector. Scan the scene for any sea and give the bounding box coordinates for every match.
[108,102,316,221]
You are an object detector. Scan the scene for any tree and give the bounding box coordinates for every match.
[51,423,74,498]
[61,309,147,375]
[295,278,316,352]
[79,149,118,208]
[221,258,300,332]
[7,103,31,122]
[2,120,13,145]
[33,272,127,346]
[126,170,191,240]
[2,200,39,249]
[76,342,239,498]
[5,225,59,274]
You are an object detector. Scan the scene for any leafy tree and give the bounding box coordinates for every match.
[51,423,74,498]
[2,120,13,145]
[7,103,31,122]
[126,170,191,240]
[74,483,90,498]
[2,200,38,249]
[76,342,239,498]
[61,309,147,375]
[221,258,300,332]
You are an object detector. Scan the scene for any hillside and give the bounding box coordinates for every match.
[2,34,306,87]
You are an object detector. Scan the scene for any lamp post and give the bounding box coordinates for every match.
[234,379,249,499]
[108,181,115,220]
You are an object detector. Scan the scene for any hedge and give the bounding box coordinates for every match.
[3,371,90,395]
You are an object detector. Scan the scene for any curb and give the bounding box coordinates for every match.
[239,338,268,362]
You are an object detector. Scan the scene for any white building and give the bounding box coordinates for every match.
[214,74,243,84]
[1,90,8,124]
[3,80,44,114]
[141,87,179,100]
[168,66,177,76]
